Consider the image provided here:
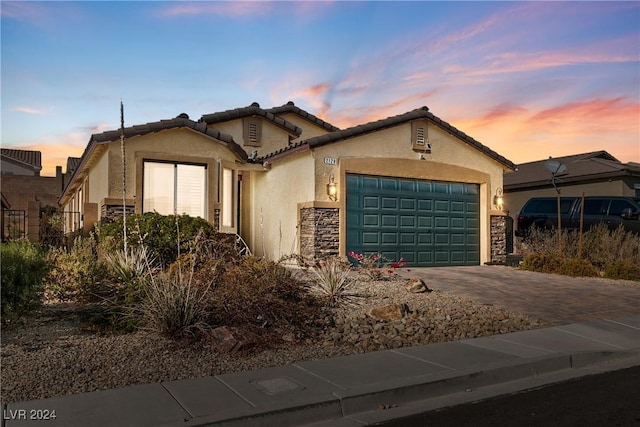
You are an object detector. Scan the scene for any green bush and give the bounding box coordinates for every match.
[98,213,224,268]
[603,260,640,281]
[1,240,49,321]
[558,258,598,277]
[520,252,563,274]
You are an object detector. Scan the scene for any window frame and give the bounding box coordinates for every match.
[142,159,208,219]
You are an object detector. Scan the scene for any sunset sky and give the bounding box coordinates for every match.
[2,1,639,176]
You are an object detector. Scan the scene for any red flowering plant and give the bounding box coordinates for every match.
[347,251,407,281]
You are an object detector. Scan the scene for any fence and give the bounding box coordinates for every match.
[2,210,26,241]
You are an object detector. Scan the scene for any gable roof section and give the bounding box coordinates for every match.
[261,106,516,170]
[60,115,247,204]
[265,101,340,133]
[200,102,303,137]
[66,157,81,175]
[504,151,640,191]
[1,148,42,173]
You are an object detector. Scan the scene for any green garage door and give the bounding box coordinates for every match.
[346,174,479,266]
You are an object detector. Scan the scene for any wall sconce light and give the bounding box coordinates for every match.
[493,188,504,209]
[326,175,337,201]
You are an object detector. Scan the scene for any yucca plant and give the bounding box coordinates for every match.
[310,256,359,307]
[141,269,212,340]
[103,245,156,306]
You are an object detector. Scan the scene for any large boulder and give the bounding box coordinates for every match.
[367,303,410,321]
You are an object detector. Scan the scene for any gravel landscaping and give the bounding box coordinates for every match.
[1,278,552,404]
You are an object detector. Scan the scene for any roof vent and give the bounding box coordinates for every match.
[287,101,295,106]
[176,113,189,119]
[420,106,429,111]
[251,102,260,107]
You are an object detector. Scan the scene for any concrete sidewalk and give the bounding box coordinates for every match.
[3,315,639,427]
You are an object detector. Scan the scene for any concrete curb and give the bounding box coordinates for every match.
[178,350,639,427]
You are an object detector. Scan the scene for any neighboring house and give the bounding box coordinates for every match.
[59,102,515,266]
[1,148,42,176]
[1,148,66,241]
[503,150,640,253]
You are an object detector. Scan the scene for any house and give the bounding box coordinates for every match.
[503,151,640,245]
[59,102,516,266]
[1,148,66,241]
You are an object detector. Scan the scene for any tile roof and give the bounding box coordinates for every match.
[265,101,340,133]
[66,157,81,175]
[261,106,516,170]
[88,115,247,161]
[1,148,42,172]
[200,102,303,136]
[504,151,640,191]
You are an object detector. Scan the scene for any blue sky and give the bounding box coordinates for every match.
[2,1,639,176]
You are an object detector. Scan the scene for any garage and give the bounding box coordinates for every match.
[346,173,480,266]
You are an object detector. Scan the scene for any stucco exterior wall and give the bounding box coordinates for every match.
[278,113,331,141]
[248,152,315,259]
[1,159,37,176]
[211,119,292,158]
[88,149,109,207]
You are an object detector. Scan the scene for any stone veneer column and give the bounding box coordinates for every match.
[490,215,507,264]
[299,207,339,263]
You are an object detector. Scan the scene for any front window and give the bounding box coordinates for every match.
[143,161,206,218]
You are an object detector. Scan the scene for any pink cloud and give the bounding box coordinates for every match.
[157,2,273,18]
[11,106,44,115]
[327,89,440,129]
[450,97,640,164]
[529,97,639,134]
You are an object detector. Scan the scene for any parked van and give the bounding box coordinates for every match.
[515,196,640,237]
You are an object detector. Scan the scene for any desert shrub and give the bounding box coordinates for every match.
[39,208,65,248]
[520,252,563,274]
[582,224,640,270]
[1,240,49,321]
[557,258,598,277]
[603,260,640,281]
[45,235,107,302]
[309,256,359,307]
[521,228,582,258]
[140,269,213,341]
[521,223,640,279]
[212,256,321,335]
[98,213,223,268]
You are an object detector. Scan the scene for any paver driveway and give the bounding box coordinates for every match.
[402,266,640,324]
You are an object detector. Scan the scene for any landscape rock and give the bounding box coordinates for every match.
[367,303,409,321]
[404,278,431,293]
[1,280,552,404]
[210,326,256,353]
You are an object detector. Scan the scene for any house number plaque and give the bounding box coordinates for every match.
[324,157,337,165]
